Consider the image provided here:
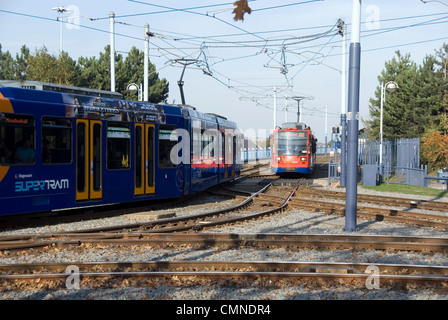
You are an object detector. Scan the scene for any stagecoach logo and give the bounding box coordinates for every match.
[15,179,69,192]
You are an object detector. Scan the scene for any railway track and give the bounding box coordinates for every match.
[1,171,447,297]
[0,179,301,251]
[1,232,447,253]
[0,260,447,290]
[297,186,448,212]
[2,178,448,251]
[256,186,448,230]
[0,163,270,231]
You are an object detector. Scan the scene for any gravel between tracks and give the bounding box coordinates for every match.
[1,181,447,301]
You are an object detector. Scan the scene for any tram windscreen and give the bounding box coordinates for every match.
[276,131,308,156]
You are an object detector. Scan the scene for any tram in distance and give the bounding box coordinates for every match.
[0,81,242,216]
[271,122,317,175]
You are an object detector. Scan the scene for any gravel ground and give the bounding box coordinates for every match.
[1,181,447,301]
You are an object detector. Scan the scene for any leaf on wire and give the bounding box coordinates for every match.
[233,0,252,21]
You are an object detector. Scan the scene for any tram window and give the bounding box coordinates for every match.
[41,117,72,164]
[201,130,216,162]
[0,113,35,165]
[276,132,308,156]
[76,122,86,193]
[147,126,155,186]
[159,126,177,168]
[107,123,130,170]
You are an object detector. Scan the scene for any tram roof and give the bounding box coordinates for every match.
[0,80,123,99]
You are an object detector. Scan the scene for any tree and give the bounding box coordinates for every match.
[366,51,421,139]
[76,55,99,89]
[27,47,77,85]
[27,46,58,83]
[55,51,77,85]
[0,44,16,80]
[421,130,448,171]
[434,43,448,134]
[94,45,119,91]
[15,45,30,81]
[117,46,143,99]
[0,43,169,103]
[117,46,169,103]
[416,55,444,132]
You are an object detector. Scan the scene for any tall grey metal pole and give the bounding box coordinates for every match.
[325,105,328,154]
[273,86,277,128]
[341,114,347,184]
[52,7,70,53]
[340,21,347,187]
[345,0,361,232]
[109,12,115,92]
[379,81,384,182]
[144,23,149,102]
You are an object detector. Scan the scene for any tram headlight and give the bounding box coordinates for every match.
[276,156,281,161]
[300,157,307,161]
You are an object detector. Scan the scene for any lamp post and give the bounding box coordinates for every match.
[52,6,71,53]
[379,81,398,182]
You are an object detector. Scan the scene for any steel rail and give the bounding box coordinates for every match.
[0,181,302,251]
[0,232,447,252]
[60,179,277,234]
[256,192,448,229]
[1,260,447,275]
[297,186,448,212]
[0,260,446,285]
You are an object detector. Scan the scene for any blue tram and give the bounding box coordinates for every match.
[0,81,242,216]
[271,122,316,174]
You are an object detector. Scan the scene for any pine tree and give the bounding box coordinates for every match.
[15,45,30,81]
[1,42,168,103]
[55,51,77,85]
[27,46,58,83]
[367,51,420,139]
[0,44,17,80]
[416,55,443,132]
[117,46,169,103]
[434,44,448,134]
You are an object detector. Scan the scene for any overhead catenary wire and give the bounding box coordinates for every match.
[1,5,447,114]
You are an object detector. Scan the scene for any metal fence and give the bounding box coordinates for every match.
[242,148,271,163]
[358,138,420,169]
[358,138,426,187]
[328,138,427,187]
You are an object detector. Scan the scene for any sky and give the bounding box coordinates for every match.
[1,0,448,144]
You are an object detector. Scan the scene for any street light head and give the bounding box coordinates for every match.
[126,83,139,94]
[385,81,398,93]
[52,6,71,13]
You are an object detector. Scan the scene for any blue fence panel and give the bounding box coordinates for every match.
[242,148,271,162]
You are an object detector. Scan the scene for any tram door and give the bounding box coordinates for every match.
[76,120,102,201]
[134,123,155,196]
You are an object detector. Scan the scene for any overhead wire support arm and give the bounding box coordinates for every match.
[171,58,199,105]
